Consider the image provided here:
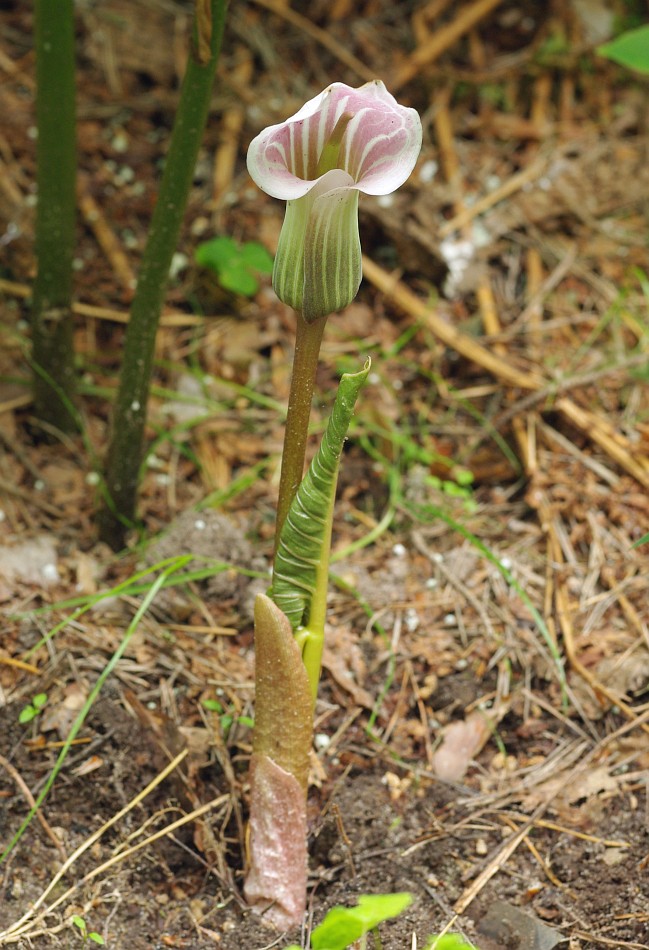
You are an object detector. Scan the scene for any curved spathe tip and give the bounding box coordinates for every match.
[247,80,422,200]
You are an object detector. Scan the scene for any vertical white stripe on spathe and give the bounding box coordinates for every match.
[342,107,372,179]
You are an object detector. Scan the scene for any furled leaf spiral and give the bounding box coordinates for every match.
[271,360,370,629]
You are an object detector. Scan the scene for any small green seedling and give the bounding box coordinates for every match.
[429,470,475,506]
[195,235,273,296]
[201,697,254,735]
[18,693,48,724]
[71,915,105,944]
[285,893,413,950]
[424,936,479,950]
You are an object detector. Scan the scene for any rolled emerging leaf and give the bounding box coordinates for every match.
[272,360,371,633]
[247,81,422,322]
[271,360,370,701]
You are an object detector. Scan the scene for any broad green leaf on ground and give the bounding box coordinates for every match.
[195,236,274,296]
[310,893,413,950]
[218,263,259,296]
[195,235,239,271]
[241,240,274,273]
[598,26,649,73]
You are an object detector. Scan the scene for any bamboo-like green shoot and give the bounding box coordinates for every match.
[31,0,77,432]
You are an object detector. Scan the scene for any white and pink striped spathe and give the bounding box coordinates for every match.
[247,80,422,201]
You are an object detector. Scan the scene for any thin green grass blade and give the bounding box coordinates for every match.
[330,504,396,563]
[199,460,270,509]
[0,556,193,866]
[15,555,265,656]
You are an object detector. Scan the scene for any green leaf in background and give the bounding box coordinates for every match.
[310,893,413,950]
[195,235,239,271]
[241,240,274,274]
[201,698,224,712]
[598,25,649,74]
[18,692,48,724]
[633,532,649,547]
[219,263,259,296]
[195,236,274,296]
[201,697,254,733]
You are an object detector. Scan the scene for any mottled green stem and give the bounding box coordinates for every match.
[274,313,327,552]
[31,0,76,432]
[244,598,312,928]
[99,0,228,549]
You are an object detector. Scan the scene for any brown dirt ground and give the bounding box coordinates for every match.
[1,1,649,949]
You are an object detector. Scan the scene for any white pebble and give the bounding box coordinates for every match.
[419,159,438,183]
[405,608,420,632]
[169,252,188,279]
[42,563,59,583]
[112,131,128,153]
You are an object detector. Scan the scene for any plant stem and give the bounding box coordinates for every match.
[274,313,327,551]
[98,0,228,549]
[31,0,76,432]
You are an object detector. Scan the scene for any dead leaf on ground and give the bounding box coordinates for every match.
[431,710,493,780]
[520,764,623,812]
[322,624,375,709]
[478,900,566,950]
[0,536,60,587]
[40,682,88,738]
